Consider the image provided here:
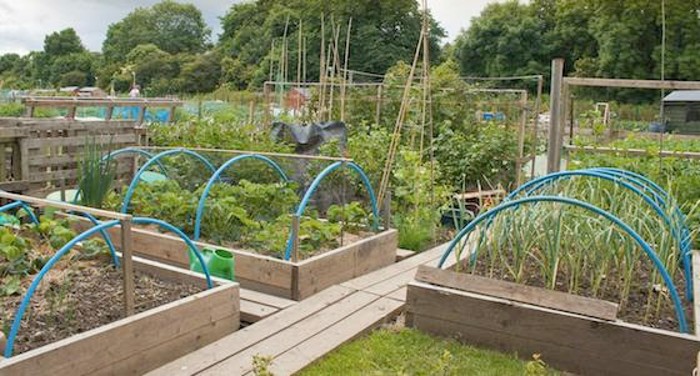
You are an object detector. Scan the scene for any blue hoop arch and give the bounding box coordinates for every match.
[193,154,289,241]
[121,148,217,214]
[0,200,39,225]
[3,217,213,358]
[283,161,380,261]
[102,147,167,175]
[0,200,121,267]
[507,169,692,300]
[437,195,689,333]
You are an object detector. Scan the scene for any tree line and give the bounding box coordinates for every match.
[0,0,697,97]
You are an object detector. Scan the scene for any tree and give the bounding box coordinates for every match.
[49,52,98,86]
[103,0,210,63]
[175,52,222,94]
[218,0,445,88]
[43,28,85,58]
[453,1,548,79]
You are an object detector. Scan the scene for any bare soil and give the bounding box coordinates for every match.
[1,259,203,355]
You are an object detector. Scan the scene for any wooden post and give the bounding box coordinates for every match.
[374,85,383,130]
[105,106,114,121]
[382,190,392,230]
[0,143,6,182]
[67,106,77,120]
[24,106,35,118]
[291,215,300,263]
[547,58,565,173]
[0,331,6,357]
[18,138,29,182]
[121,218,135,316]
[529,75,543,179]
[248,101,255,124]
[167,107,177,123]
[137,106,146,125]
[515,91,528,186]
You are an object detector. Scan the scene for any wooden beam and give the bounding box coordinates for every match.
[0,191,131,220]
[564,77,700,90]
[564,144,700,160]
[414,266,618,321]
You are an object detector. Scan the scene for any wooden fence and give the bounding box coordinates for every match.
[0,118,144,197]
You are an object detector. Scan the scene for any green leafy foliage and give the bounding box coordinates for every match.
[327,202,369,233]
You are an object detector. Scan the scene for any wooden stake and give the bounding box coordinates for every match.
[340,18,353,122]
[515,91,528,186]
[547,58,564,173]
[291,215,300,263]
[121,219,135,316]
[319,14,326,121]
[297,20,303,88]
[530,75,543,179]
[377,30,424,208]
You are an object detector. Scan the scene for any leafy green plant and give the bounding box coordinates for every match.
[327,202,369,233]
[79,138,117,208]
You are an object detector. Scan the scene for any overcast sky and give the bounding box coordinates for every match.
[0,0,498,55]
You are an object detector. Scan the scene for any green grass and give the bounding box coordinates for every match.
[299,328,558,376]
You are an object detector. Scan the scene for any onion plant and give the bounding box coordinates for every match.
[465,177,698,329]
[78,137,116,208]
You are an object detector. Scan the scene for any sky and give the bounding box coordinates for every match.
[0,0,498,55]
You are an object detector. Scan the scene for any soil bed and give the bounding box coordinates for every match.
[1,259,203,355]
[469,254,693,332]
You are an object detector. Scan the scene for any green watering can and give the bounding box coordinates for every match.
[189,247,235,281]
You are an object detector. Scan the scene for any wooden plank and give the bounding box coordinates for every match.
[17,120,136,132]
[564,77,700,90]
[199,291,379,375]
[18,139,28,181]
[29,163,132,182]
[453,189,506,200]
[97,315,236,376]
[0,181,29,192]
[267,297,404,375]
[25,134,136,149]
[415,266,618,321]
[121,220,135,316]
[296,230,398,299]
[239,289,296,310]
[0,284,239,376]
[406,281,700,376]
[396,248,415,261]
[240,300,279,323]
[147,285,356,376]
[340,241,448,291]
[0,192,130,220]
[565,144,700,160]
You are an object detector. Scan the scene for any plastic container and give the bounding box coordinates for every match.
[189,247,235,281]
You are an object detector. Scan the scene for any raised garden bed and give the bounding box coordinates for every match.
[0,254,240,375]
[406,265,700,376]
[71,216,397,300]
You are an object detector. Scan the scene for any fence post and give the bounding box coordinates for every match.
[547,58,565,173]
[291,214,300,263]
[121,218,135,316]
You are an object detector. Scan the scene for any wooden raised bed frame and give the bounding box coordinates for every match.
[407,265,700,376]
[0,255,240,376]
[71,217,398,301]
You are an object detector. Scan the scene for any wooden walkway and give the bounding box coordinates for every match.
[148,243,452,375]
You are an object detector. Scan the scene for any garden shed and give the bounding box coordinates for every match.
[663,90,700,134]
